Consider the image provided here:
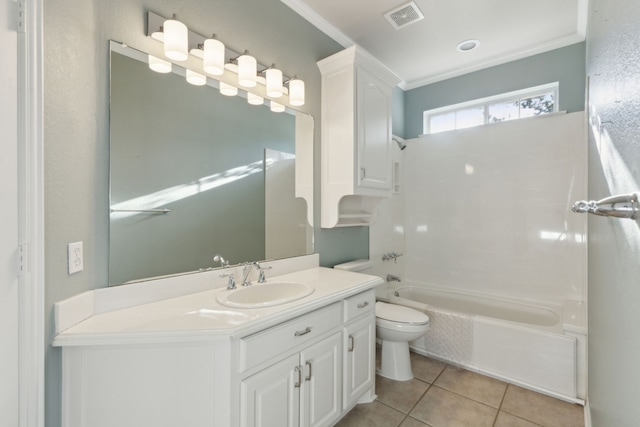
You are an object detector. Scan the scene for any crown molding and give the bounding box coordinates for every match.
[280,0,355,48]
[281,0,406,89]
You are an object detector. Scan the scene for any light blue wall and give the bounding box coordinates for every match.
[586,0,640,425]
[404,42,586,138]
[43,1,366,426]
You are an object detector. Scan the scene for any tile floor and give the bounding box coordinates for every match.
[335,352,584,427]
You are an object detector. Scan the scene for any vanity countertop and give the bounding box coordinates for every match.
[52,266,382,347]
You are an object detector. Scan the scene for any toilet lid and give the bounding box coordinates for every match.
[375,302,429,325]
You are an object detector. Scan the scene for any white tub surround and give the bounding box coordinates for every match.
[53,255,382,427]
[377,284,587,404]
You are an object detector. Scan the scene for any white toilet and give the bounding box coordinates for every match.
[375,301,429,381]
[333,259,430,381]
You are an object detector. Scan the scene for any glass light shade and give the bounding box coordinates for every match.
[270,101,285,113]
[186,69,207,86]
[203,39,225,76]
[163,19,188,61]
[289,79,305,106]
[237,54,257,87]
[148,55,172,73]
[247,92,264,105]
[220,82,238,96]
[265,68,283,98]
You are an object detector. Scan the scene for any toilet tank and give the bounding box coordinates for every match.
[333,259,373,272]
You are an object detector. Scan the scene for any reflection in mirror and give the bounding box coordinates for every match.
[109,43,313,286]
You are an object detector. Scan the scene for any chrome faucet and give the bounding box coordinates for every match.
[241,262,257,286]
[386,274,401,283]
[242,262,272,285]
[382,252,404,263]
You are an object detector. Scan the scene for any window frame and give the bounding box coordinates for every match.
[423,82,560,135]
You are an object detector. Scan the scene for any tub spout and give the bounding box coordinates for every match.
[386,274,401,283]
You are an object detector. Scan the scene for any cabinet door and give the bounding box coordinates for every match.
[299,333,342,427]
[356,66,392,192]
[344,316,376,409]
[240,353,301,427]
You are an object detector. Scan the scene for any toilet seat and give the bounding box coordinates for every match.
[375,302,429,325]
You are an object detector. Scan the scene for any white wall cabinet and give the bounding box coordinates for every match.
[318,46,401,228]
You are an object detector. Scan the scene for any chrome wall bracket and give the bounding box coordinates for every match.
[571,193,639,220]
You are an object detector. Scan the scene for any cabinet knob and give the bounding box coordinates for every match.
[357,301,369,309]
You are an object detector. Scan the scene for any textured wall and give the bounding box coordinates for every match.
[586,0,640,425]
[43,1,369,425]
[404,42,586,138]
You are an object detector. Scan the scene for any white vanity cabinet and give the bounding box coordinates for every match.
[237,292,376,427]
[238,303,343,427]
[317,46,401,228]
[342,290,376,409]
[59,340,233,427]
[240,333,342,427]
[54,264,381,427]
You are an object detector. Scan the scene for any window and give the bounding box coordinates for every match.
[423,83,559,135]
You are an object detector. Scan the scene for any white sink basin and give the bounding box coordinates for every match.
[216,282,315,308]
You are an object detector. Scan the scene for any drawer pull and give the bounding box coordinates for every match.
[348,335,355,352]
[305,361,312,382]
[294,327,313,337]
[294,365,302,388]
[357,301,370,309]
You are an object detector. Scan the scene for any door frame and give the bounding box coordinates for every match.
[17,0,45,425]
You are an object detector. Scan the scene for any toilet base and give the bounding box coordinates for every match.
[378,340,413,381]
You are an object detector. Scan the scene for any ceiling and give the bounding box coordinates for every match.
[282,0,587,90]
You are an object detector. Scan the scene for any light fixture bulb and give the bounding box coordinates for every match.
[163,18,188,61]
[265,68,283,98]
[220,82,238,96]
[270,101,285,113]
[203,38,225,76]
[237,53,257,88]
[148,55,172,73]
[288,78,305,106]
[247,92,264,105]
[186,69,206,86]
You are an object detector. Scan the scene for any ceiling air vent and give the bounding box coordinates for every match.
[384,1,424,30]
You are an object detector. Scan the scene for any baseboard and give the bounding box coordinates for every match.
[584,399,592,427]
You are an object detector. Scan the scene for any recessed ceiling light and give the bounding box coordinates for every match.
[456,39,480,52]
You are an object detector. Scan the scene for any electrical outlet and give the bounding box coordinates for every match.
[68,241,84,274]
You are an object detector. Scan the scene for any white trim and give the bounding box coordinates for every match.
[280,0,407,90]
[404,34,585,90]
[280,0,354,48]
[17,0,45,426]
[584,398,592,427]
[280,0,586,91]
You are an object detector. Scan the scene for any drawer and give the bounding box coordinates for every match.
[344,289,375,323]
[239,302,342,371]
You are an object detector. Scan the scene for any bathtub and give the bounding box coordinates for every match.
[377,284,587,403]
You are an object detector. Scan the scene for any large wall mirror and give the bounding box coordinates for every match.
[109,42,313,286]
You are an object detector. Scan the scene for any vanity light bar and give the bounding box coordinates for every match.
[146,11,304,107]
